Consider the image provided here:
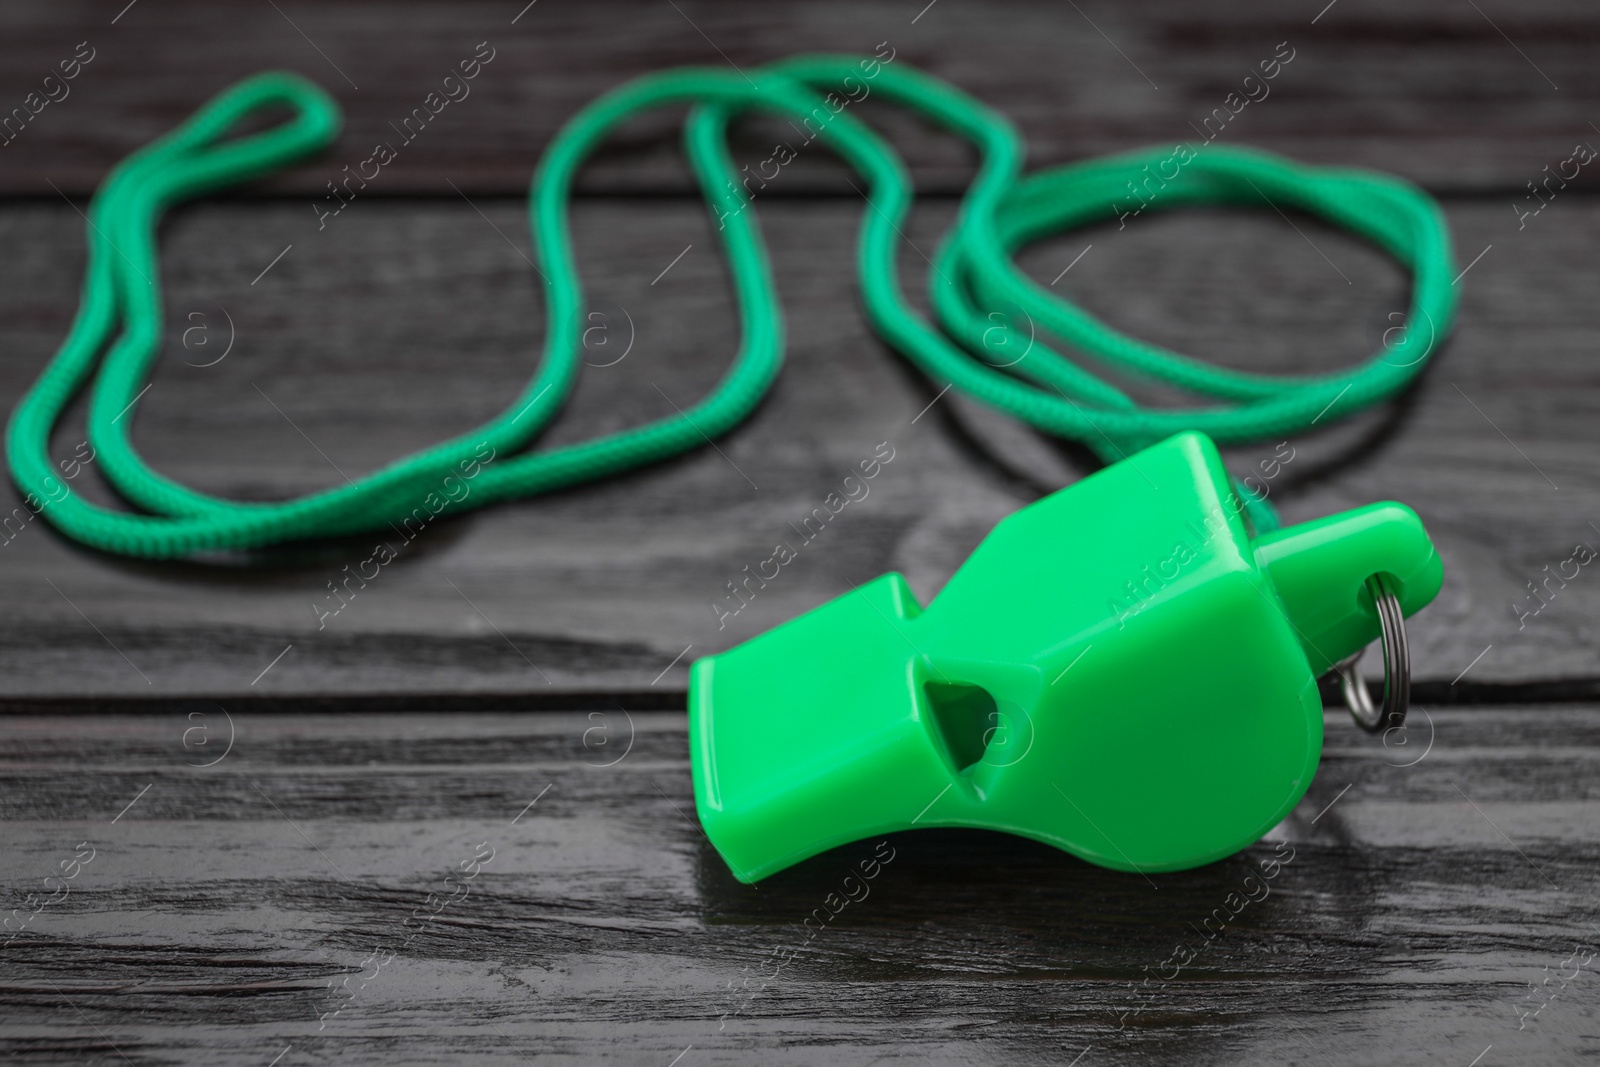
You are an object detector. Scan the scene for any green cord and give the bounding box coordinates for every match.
[6,56,1456,559]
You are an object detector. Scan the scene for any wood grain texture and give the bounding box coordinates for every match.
[1,707,1596,1065]
[1,0,1598,198]
[2,192,1599,696]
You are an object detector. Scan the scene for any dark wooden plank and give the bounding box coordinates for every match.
[2,706,1596,1064]
[0,0,1597,197]
[1,193,1597,695]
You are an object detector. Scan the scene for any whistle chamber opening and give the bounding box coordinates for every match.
[923,680,998,773]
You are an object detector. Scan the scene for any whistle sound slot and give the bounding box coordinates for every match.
[923,681,997,774]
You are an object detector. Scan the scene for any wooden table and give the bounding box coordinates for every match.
[2,1,1598,1062]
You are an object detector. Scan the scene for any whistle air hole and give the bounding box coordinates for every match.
[923,681,998,773]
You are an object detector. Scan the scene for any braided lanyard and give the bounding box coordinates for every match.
[6,55,1455,558]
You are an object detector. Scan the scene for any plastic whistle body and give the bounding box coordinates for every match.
[687,431,1443,882]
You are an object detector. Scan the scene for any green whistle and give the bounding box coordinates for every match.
[688,432,1442,881]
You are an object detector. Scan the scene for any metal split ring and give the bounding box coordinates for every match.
[1328,573,1409,733]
